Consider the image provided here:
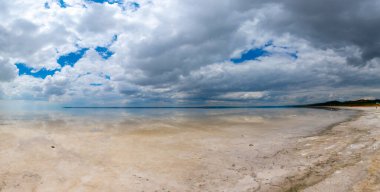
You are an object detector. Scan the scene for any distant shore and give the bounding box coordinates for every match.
[304,99,380,107]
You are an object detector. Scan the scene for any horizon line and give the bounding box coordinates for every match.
[63,105,300,109]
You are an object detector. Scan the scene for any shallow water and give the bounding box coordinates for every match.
[0,107,356,144]
[0,107,357,191]
[0,107,355,125]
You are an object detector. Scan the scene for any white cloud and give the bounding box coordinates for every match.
[0,0,380,106]
[0,57,17,82]
[218,92,267,100]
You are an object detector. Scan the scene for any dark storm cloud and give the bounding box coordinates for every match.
[112,0,380,104]
[126,0,380,91]
[266,0,380,66]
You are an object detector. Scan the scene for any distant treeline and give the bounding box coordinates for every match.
[306,99,380,107]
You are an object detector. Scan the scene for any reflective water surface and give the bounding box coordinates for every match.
[0,107,357,191]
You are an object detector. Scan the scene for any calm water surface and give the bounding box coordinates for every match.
[0,107,356,135]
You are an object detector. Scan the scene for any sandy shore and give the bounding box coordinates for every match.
[0,108,379,191]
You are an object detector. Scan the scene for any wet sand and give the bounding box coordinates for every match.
[0,108,379,191]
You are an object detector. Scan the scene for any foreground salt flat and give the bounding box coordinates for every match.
[0,108,379,191]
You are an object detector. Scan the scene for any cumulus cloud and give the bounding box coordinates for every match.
[0,57,17,82]
[0,0,380,106]
[218,92,267,101]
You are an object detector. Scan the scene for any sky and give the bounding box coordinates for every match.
[0,0,380,106]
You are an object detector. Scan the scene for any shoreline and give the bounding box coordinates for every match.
[274,107,380,191]
[313,107,364,136]
[0,107,377,191]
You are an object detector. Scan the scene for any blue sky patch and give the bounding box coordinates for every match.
[264,40,273,47]
[16,63,59,79]
[57,48,89,67]
[86,0,123,5]
[289,51,298,59]
[231,48,270,64]
[57,0,68,8]
[95,47,114,60]
[129,2,140,10]
[85,0,140,11]
[231,41,299,64]
[271,44,298,60]
[94,34,117,59]
[111,34,118,44]
[44,2,50,9]
[90,83,103,86]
